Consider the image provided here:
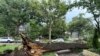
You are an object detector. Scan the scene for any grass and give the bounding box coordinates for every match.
[42,52,55,56]
[0,44,19,53]
[0,44,55,56]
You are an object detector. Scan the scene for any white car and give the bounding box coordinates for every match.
[52,38,64,42]
[0,37,14,43]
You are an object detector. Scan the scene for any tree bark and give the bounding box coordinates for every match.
[92,12,100,49]
[48,21,52,44]
[15,25,20,36]
[7,30,10,37]
[92,28,99,49]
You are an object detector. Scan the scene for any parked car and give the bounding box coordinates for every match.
[0,37,14,43]
[52,38,64,42]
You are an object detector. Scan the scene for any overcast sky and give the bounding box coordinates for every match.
[65,0,93,23]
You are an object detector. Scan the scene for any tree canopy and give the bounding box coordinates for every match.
[69,0,100,48]
[0,0,68,42]
[30,0,68,43]
[68,14,93,38]
[0,0,39,36]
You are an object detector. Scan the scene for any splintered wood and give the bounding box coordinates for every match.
[20,33,46,56]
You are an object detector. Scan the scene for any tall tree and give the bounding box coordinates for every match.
[41,18,67,39]
[70,0,100,49]
[0,0,35,36]
[68,14,93,38]
[31,0,68,43]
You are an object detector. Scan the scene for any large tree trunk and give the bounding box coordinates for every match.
[92,13,100,49]
[6,30,10,37]
[92,28,99,49]
[48,22,52,44]
[92,18,99,49]
[15,25,20,36]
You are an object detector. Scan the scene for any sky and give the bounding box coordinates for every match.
[65,0,93,23]
[65,8,92,23]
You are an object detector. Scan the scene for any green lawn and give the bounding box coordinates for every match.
[0,44,55,56]
[0,44,19,53]
[42,52,55,56]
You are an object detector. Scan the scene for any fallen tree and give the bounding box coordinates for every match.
[0,33,89,56]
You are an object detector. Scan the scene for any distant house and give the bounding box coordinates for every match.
[68,31,79,41]
[19,25,25,32]
[65,31,84,43]
[19,24,29,33]
[71,31,79,38]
